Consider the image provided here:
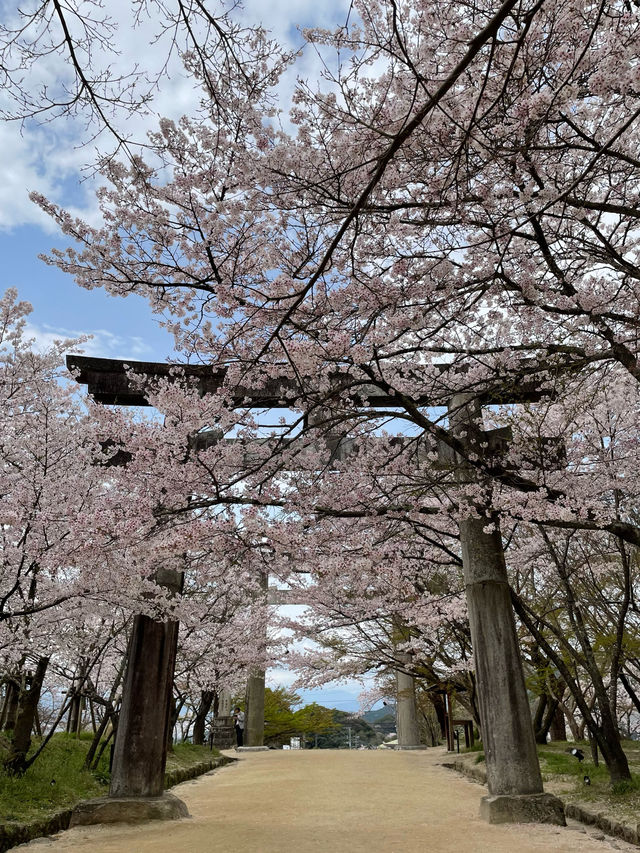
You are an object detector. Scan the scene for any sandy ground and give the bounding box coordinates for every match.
[21,747,638,853]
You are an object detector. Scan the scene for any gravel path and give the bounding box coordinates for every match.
[25,747,637,852]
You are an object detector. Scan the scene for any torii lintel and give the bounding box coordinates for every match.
[66,355,546,409]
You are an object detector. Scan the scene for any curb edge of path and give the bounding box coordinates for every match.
[442,755,640,847]
[3,754,237,853]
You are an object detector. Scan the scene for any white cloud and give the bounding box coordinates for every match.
[24,320,154,359]
[267,667,299,688]
[266,668,368,712]
[0,0,352,230]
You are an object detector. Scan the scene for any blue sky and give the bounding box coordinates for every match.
[297,687,370,714]
[0,0,351,360]
[0,0,384,714]
[1,226,176,360]
[0,84,179,359]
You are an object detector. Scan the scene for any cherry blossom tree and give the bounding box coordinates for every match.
[0,287,131,771]
[0,0,295,156]
[33,0,640,542]
[31,0,640,785]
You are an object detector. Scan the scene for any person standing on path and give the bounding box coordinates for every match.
[233,706,245,747]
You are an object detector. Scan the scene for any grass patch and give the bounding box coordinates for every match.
[166,742,221,774]
[0,733,110,823]
[0,734,221,825]
[533,741,640,826]
[611,776,640,796]
[538,748,608,782]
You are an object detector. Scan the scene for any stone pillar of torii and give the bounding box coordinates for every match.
[242,570,269,751]
[268,587,423,750]
[66,355,565,827]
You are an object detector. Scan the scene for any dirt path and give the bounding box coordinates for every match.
[24,748,636,853]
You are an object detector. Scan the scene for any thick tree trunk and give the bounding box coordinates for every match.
[535,696,559,745]
[549,703,567,742]
[4,657,49,775]
[533,694,548,744]
[166,695,178,755]
[430,692,447,740]
[66,693,82,735]
[66,658,89,736]
[592,717,631,784]
[193,691,214,746]
[88,698,97,734]
[2,679,20,731]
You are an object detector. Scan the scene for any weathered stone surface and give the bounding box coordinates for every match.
[210,716,235,750]
[451,396,545,799]
[69,793,189,827]
[164,754,235,788]
[578,808,598,826]
[244,573,268,748]
[445,757,640,846]
[0,810,72,853]
[480,792,566,826]
[236,746,270,752]
[67,355,548,409]
[109,610,180,799]
[444,755,488,785]
[393,745,427,750]
[245,670,266,747]
[395,653,422,749]
[596,814,614,833]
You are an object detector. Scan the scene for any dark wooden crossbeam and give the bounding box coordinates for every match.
[71,356,561,482]
[67,355,292,407]
[66,355,546,409]
[66,355,401,408]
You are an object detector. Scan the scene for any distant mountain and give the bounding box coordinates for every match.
[362,705,396,723]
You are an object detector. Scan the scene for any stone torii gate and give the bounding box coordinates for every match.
[268,588,424,751]
[67,354,565,826]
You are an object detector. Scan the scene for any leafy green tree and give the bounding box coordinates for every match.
[263,687,335,747]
